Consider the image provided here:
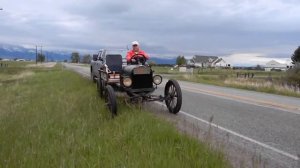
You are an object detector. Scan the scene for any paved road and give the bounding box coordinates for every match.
[64,63,300,168]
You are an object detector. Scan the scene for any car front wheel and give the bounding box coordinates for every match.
[164,79,182,114]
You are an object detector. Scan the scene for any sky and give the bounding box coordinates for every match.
[0,0,299,65]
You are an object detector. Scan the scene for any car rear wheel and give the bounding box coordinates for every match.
[91,68,97,83]
[97,75,105,98]
[164,79,182,114]
[105,85,117,117]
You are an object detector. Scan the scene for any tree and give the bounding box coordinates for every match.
[81,54,91,64]
[148,61,156,66]
[291,46,300,66]
[37,53,45,63]
[286,67,300,86]
[255,64,264,71]
[71,52,80,63]
[176,55,186,66]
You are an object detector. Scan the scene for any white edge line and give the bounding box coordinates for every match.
[155,102,299,161]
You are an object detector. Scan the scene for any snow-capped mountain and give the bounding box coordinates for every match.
[0,43,176,64]
[0,43,70,61]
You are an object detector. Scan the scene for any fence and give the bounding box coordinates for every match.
[0,62,8,67]
[236,72,254,78]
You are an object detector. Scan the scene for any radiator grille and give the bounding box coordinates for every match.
[132,75,153,89]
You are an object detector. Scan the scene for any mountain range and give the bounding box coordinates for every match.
[0,43,176,64]
[0,43,70,61]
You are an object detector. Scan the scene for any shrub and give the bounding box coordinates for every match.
[286,66,300,86]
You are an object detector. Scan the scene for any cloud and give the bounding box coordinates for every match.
[223,53,292,66]
[0,0,299,64]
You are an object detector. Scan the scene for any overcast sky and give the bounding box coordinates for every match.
[0,0,299,65]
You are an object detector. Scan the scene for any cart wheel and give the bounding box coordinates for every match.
[164,79,182,114]
[105,85,117,117]
[97,75,105,98]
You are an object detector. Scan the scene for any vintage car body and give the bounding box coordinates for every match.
[121,65,155,94]
[94,49,182,117]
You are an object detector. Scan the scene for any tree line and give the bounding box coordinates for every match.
[176,55,187,66]
[70,52,91,64]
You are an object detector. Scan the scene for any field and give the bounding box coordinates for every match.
[0,62,230,167]
[152,66,300,98]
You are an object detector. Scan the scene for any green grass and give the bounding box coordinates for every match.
[152,66,178,74]
[0,61,33,67]
[175,74,300,98]
[0,64,230,167]
[152,66,284,77]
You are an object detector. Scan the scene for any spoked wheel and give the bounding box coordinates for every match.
[164,79,182,114]
[97,75,105,98]
[105,85,117,117]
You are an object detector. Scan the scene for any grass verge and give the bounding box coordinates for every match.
[151,66,300,98]
[175,74,300,98]
[0,64,230,167]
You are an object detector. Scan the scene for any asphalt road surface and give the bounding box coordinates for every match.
[64,63,300,168]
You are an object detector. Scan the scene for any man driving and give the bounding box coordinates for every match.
[126,41,149,64]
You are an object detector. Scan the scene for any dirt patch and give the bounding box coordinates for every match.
[11,71,34,80]
[0,71,35,85]
[26,62,57,68]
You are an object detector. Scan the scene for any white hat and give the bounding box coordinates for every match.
[132,41,139,46]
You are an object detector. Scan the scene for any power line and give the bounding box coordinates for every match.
[35,45,43,63]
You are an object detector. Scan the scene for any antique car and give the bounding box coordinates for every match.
[94,49,182,117]
[90,49,104,83]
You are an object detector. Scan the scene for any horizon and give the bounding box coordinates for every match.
[0,42,293,67]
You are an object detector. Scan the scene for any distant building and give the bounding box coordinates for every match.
[179,66,187,72]
[16,59,26,61]
[1,58,11,61]
[264,60,290,71]
[188,55,230,68]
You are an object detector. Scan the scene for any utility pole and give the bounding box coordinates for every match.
[36,45,38,64]
[40,45,43,63]
[36,45,43,64]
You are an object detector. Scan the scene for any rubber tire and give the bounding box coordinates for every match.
[164,79,182,114]
[97,74,105,98]
[105,85,117,117]
[91,68,96,83]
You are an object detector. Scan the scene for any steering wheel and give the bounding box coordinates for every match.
[131,54,147,65]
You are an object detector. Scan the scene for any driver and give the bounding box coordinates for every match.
[126,41,149,64]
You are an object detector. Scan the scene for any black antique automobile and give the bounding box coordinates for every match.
[96,50,182,117]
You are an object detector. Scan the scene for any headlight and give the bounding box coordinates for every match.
[153,75,162,85]
[123,77,132,87]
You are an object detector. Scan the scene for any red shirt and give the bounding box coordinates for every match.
[126,50,149,61]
